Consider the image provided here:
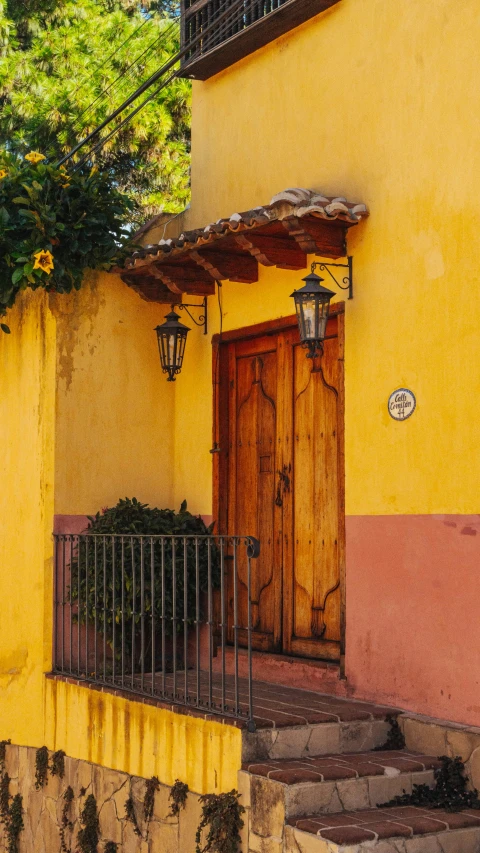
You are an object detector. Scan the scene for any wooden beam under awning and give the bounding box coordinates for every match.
[122,214,354,302]
[189,249,258,283]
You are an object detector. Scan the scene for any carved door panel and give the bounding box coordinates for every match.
[226,316,342,661]
[282,320,342,660]
[227,336,283,651]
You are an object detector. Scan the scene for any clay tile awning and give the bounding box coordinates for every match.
[121,188,368,304]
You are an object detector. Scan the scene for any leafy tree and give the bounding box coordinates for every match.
[0,0,191,224]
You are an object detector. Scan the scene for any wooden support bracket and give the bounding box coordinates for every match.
[281,216,348,259]
[150,264,216,296]
[234,233,307,270]
[189,249,258,283]
[122,273,182,304]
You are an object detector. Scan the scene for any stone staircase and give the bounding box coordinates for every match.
[238,707,480,853]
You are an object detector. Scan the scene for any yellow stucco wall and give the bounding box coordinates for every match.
[0,280,240,793]
[0,290,55,744]
[171,0,480,517]
[53,271,176,516]
[44,678,241,793]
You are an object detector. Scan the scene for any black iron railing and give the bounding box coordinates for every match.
[182,0,289,61]
[180,0,339,78]
[53,533,260,730]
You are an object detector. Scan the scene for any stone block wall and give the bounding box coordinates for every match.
[0,744,208,853]
[399,714,480,792]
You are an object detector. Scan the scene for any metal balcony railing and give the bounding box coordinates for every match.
[180,0,341,79]
[183,0,289,60]
[53,533,260,730]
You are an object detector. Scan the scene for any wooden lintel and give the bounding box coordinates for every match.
[281,217,348,259]
[151,264,216,296]
[234,233,307,270]
[189,249,258,283]
[211,302,345,345]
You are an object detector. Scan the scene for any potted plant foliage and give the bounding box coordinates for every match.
[70,498,220,673]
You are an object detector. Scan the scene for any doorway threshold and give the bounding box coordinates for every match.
[211,647,348,697]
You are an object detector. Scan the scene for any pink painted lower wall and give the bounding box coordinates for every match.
[54,515,89,534]
[54,513,480,726]
[345,514,480,727]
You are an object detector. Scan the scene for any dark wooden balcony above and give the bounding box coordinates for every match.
[179,0,342,80]
[121,188,368,304]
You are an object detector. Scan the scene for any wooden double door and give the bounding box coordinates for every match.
[220,312,344,662]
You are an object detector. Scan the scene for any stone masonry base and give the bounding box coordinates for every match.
[1,744,209,853]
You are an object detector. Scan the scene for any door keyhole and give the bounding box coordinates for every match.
[275,465,291,506]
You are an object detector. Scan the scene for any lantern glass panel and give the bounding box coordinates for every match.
[168,333,176,367]
[176,332,187,370]
[317,297,330,341]
[302,297,317,339]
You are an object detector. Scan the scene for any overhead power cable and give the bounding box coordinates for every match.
[71,68,179,172]
[71,17,179,131]
[57,0,248,167]
[59,13,154,118]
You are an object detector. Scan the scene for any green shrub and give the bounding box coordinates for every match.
[71,498,220,670]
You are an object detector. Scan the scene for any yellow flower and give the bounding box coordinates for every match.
[62,182,71,189]
[25,151,46,164]
[0,169,7,180]
[33,250,54,275]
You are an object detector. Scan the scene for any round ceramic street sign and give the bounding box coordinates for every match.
[388,388,416,421]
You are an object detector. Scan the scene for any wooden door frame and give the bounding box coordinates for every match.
[211,303,346,667]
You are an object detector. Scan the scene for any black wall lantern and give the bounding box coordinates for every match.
[155,310,190,381]
[154,297,208,381]
[291,258,353,358]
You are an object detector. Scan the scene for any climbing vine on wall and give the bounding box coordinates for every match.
[125,796,142,837]
[78,794,100,853]
[4,794,23,853]
[35,746,49,789]
[144,776,161,828]
[0,768,10,824]
[59,786,74,853]
[52,749,66,779]
[373,715,406,751]
[195,790,245,853]
[0,151,134,332]
[168,779,189,818]
[0,741,23,853]
[0,741,10,766]
[379,756,480,813]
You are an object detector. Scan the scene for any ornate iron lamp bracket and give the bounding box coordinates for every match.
[177,297,208,334]
[311,256,353,300]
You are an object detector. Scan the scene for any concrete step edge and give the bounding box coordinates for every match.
[240,767,436,818]
[242,718,393,761]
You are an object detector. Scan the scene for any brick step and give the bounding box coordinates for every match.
[241,691,399,761]
[285,807,480,852]
[240,750,440,819]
